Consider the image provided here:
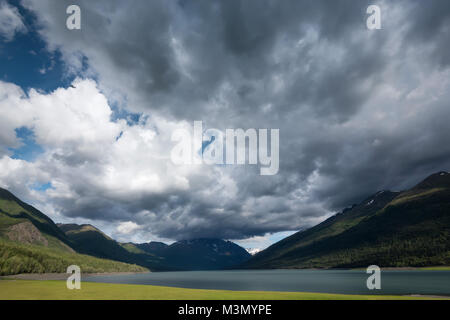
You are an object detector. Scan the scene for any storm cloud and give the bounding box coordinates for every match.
[1,0,450,242]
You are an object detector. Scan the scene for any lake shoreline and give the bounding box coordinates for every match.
[0,271,150,281]
[2,269,449,299]
[2,266,450,281]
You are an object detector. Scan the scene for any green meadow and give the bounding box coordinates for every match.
[0,279,446,300]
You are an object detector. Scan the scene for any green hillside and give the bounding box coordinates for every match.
[0,239,147,275]
[243,172,450,269]
[0,188,71,251]
[0,188,147,275]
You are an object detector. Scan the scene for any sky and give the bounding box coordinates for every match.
[0,0,450,251]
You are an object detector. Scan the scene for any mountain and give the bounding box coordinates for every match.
[242,172,450,269]
[1,188,249,273]
[7,171,446,273]
[0,188,72,251]
[58,223,137,261]
[135,241,168,255]
[153,238,251,270]
[57,223,170,271]
[0,188,148,275]
[58,224,251,270]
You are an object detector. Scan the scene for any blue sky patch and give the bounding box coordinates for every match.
[30,181,52,192]
[0,0,73,92]
[9,127,44,161]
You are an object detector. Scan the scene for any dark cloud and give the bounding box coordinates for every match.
[13,0,450,240]
[401,0,450,67]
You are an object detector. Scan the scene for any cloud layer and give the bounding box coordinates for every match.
[0,1,26,41]
[0,0,449,243]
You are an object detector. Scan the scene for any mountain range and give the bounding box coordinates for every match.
[0,188,147,275]
[57,223,250,271]
[0,187,250,275]
[1,171,449,275]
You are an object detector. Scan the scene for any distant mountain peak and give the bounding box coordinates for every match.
[135,241,168,254]
[413,170,450,190]
[161,238,251,270]
[58,223,111,240]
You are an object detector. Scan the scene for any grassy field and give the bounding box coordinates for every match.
[0,279,446,300]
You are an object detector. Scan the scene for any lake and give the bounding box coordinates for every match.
[84,269,450,296]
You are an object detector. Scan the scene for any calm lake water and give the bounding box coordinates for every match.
[84,269,450,295]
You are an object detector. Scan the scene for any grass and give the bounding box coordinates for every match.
[0,199,30,216]
[0,279,446,300]
[120,243,147,255]
[0,199,46,224]
[388,188,446,206]
[0,213,26,231]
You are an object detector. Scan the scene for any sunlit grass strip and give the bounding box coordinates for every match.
[0,280,447,300]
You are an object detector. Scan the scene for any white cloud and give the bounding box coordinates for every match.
[0,156,49,194]
[0,77,333,240]
[0,1,26,41]
[116,221,141,235]
[246,248,262,255]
